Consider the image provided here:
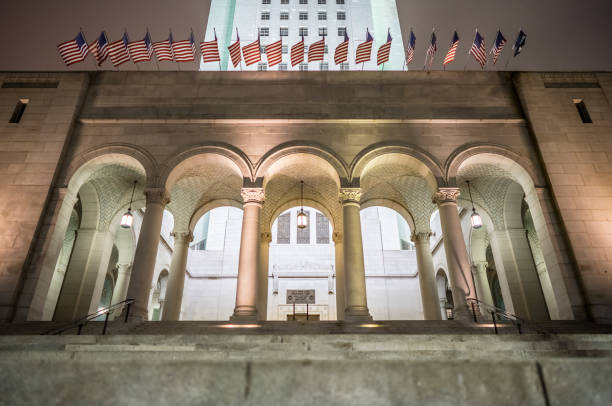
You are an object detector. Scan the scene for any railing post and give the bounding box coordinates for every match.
[102,312,110,335]
[124,302,131,323]
[517,323,522,335]
[471,301,478,323]
[77,324,83,335]
[491,311,498,335]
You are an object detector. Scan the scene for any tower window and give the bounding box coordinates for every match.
[320,62,329,71]
[336,0,344,4]
[280,27,289,37]
[338,27,346,36]
[316,213,330,244]
[573,99,592,123]
[9,99,28,123]
[299,27,308,36]
[318,0,327,4]
[300,0,308,4]
[261,12,270,20]
[318,12,327,20]
[279,63,288,71]
[281,0,289,4]
[277,213,290,244]
[260,27,270,37]
[340,62,349,71]
[262,0,271,4]
[337,11,346,20]
[299,12,308,20]
[299,63,309,71]
[319,27,327,36]
[257,63,268,71]
[280,11,289,20]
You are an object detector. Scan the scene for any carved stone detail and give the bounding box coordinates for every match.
[171,231,194,244]
[241,188,265,204]
[144,188,171,206]
[411,232,432,243]
[432,188,460,204]
[261,232,272,244]
[339,188,363,204]
[332,231,343,244]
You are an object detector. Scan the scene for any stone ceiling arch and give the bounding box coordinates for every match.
[164,154,245,233]
[357,152,439,233]
[260,153,343,233]
[189,199,244,232]
[255,143,349,183]
[360,198,416,233]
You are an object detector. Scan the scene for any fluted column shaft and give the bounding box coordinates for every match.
[340,188,372,322]
[162,232,193,321]
[231,188,264,321]
[433,188,475,320]
[125,188,170,321]
[412,232,442,320]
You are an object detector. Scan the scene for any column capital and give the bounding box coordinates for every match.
[472,261,488,273]
[260,232,272,244]
[332,231,343,244]
[144,188,171,206]
[171,231,194,244]
[411,232,432,243]
[339,188,362,205]
[116,263,133,275]
[432,188,460,204]
[241,188,265,205]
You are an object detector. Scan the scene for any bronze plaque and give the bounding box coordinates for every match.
[286,289,315,304]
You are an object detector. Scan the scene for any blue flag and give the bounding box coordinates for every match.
[513,30,527,56]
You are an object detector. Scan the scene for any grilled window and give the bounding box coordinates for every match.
[277,213,291,244]
[316,213,330,243]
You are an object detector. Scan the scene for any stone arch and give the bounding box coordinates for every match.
[62,144,155,190]
[189,199,244,232]
[160,144,253,189]
[255,142,349,182]
[451,149,573,320]
[163,151,246,233]
[350,143,445,189]
[360,198,416,233]
[354,149,441,233]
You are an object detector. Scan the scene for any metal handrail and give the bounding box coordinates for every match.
[43,299,135,336]
[467,297,524,334]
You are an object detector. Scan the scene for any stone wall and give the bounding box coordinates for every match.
[515,72,612,323]
[0,73,88,321]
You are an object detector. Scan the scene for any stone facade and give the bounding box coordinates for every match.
[1,71,610,323]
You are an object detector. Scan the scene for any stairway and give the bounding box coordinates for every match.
[1,321,611,405]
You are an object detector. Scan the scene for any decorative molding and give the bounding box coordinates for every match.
[144,188,171,206]
[332,231,343,244]
[261,232,272,244]
[411,232,432,243]
[79,118,526,125]
[241,188,265,204]
[171,231,194,244]
[432,188,460,204]
[339,188,362,204]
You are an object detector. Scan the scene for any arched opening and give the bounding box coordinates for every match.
[180,206,243,320]
[360,206,421,320]
[267,206,335,320]
[43,154,146,322]
[150,270,169,321]
[436,269,453,320]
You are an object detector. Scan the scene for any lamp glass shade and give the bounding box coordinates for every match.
[120,210,134,229]
[470,210,483,229]
[297,210,308,229]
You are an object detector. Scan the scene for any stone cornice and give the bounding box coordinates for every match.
[339,188,362,204]
[144,188,171,206]
[241,188,265,204]
[432,188,460,204]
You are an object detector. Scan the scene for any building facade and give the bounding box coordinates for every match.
[1,70,611,324]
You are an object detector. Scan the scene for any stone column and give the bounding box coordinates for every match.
[412,232,442,320]
[161,231,193,321]
[440,298,448,320]
[333,231,345,321]
[472,261,494,316]
[110,263,132,319]
[231,188,264,322]
[340,188,372,322]
[125,188,170,321]
[257,232,272,321]
[433,188,475,320]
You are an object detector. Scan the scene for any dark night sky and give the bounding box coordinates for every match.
[0,0,611,71]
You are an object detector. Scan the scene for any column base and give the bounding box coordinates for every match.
[344,306,373,323]
[230,306,258,323]
[453,304,477,322]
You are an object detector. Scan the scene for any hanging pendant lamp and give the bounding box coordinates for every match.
[297,180,308,229]
[466,180,482,229]
[120,180,138,229]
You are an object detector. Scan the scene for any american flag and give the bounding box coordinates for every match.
[153,33,174,62]
[127,32,153,63]
[512,30,527,57]
[425,31,437,68]
[470,31,487,68]
[266,39,283,67]
[443,31,459,65]
[355,29,373,65]
[108,32,131,67]
[242,35,261,66]
[490,30,507,64]
[405,30,416,65]
[58,31,89,66]
[88,31,109,66]
[173,32,196,62]
[377,30,392,66]
[308,38,325,63]
[200,30,221,63]
[291,37,305,67]
[334,32,349,65]
[228,31,242,68]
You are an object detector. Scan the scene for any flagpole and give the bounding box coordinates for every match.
[214,28,222,71]
[126,28,140,72]
[464,28,477,71]
[146,27,160,71]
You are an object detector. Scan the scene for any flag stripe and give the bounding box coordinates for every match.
[108,38,130,67]
[377,41,391,65]
[334,40,349,65]
[58,33,89,66]
[355,41,373,64]
[228,40,242,67]
[173,39,195,62]
[201,39,221,63]
[266,39,283,67]
[308,38,325,62]
[153,40,173,62]
[291,40,304,67]
[242,39,261,66]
